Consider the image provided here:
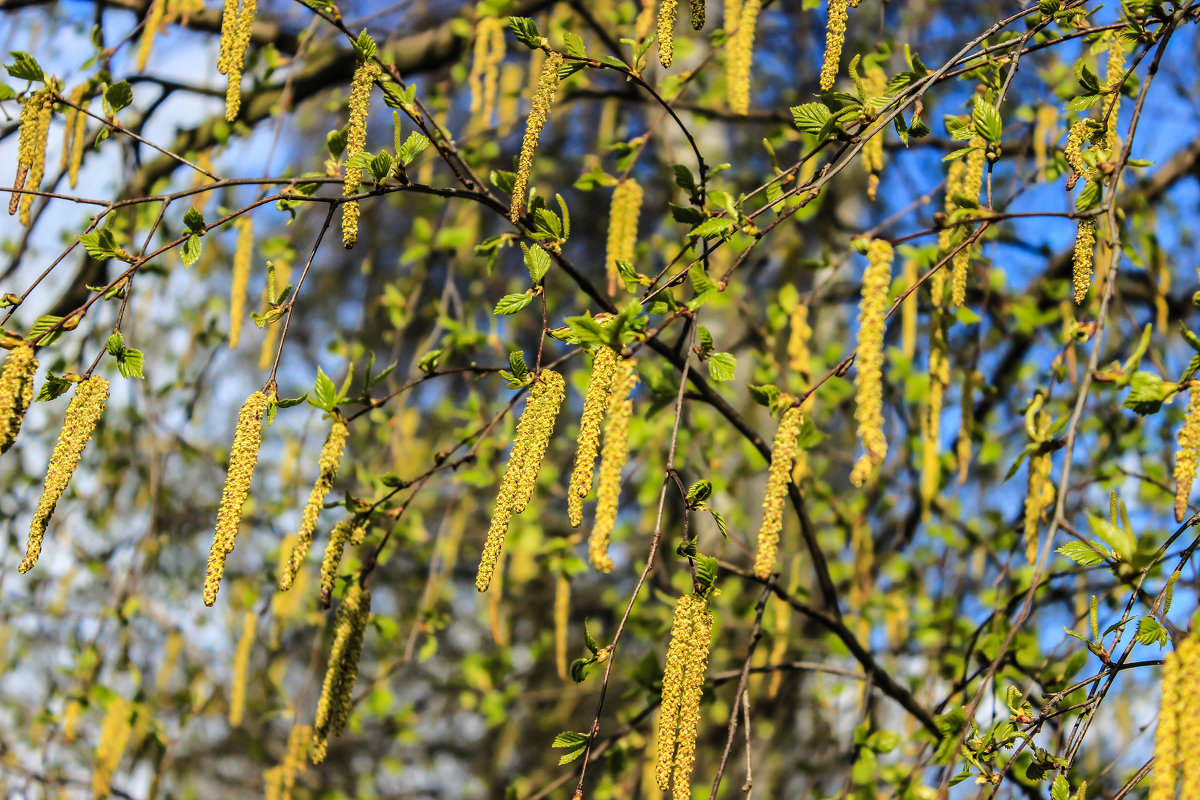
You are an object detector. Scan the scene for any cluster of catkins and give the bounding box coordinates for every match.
[1149,637,1200,800]
[10,88,53,226]
[655,592,715,800]
[218,0,257,121]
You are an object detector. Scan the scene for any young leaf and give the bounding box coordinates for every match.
[494,292,534,315]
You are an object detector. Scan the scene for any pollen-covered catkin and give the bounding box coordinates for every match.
[820,0,849,91]
[137,0,167,71]
[277,724,311,800]
[655,593,697,791]
[221,0,256,121]
[469,17,506,127]
[1150,646,1183,800]
[319,519,364,608]
[933,159,966,305]
[568,346,617,527]
[1064,120,1096,185]
[1104,35,1126,152]
[590,358,638,573]
[690,0,705,28]
[554,573,570,680]
[950,135,986,307]
[476,370,566,591]
[92,697,132,799]
[921,309,949,517]
[20,376,109,573]
[312,582,371,764]
[850,239,892,487]
[342,60,381,249]
[725,0,760,115]
[1023,448,1053,563]
[1072,217,1096,305]
[1177,640,1200,800]
[67,86,88,189]
[862,65,887,201]
[509,51,563,223]
[658,0,678,67]
[0,343,38,455]
[606,179,643,294]
[15,89,53,225]
[228,610,256,726]
[229,217,253,348]
[1174,383,1200,523]
[280,419,348,590]
[204,389,271,607]
[754,405,802,580]
[671,605,714,800]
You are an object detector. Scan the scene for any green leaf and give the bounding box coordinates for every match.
[418,349,442,373]
[709,508,728,539]
[695,556,719,593]
[552,731,589,749]
[396,132,429,166]
[708,352,736,382]
[494,292,534,315]
[508,351,528,379]
[106,331,125,356]
[562,30,586,59]
[671,164,697,195]
[181,234,202,268]
[790,102,832,134]
[522,244,551,283]
[183,208,206,233]
[368,151,393,183]
[1051,775,1070,800]
[971,99,1002,145]
[276,394,308,409]
[116,347,144,379]
[35,373,72,402]
[1122,371,1167,416]
[77,229,122,260]
[311,367,337,411]
[686,480,712,506]
[748,384,780,408]
[582,619,600,655]
[1134,616,1169,647]
[354,29,378,61]
[1088,513,1135,563]
[29,314,65,346]
[105,80,133,114]
[691,217,736,238]
[6,52,44,83]
[507,17,543,49]
[1056,541,1112,566]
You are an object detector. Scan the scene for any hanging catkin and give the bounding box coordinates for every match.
[477,370,566,591]
[932,159,966,306]
[725,0,760,115]
[0,343,38,455]
[590,358,638,572]
[671,604,713,800]
[1174,383,1200,523]
[319,518,365,608]
[951,135,986,307]
[342,59,381,249]
[568,346,617,527]
[605,179,643,294]
[850,239,892,487]
[655,594,697,790]
[219,0,256,121]
[92,697,132,799]
[1023,403,1054,563]
[137,0,167,71]
[1149,645,1183,800]
[1178,640,1200,800]
[554,573,570,680]
[20,376,109,573]
[280,419,348,590]
[510,51,563,223]
[228,609,256,726]
[468,16,506,128]
[658,0,678,67]
[690,0,705,28]
[1103,34,1126,151]
[820,0,849,91]
[1072,217,1096,305]
[862,65,887,201]
[204,389,272,606]
[920,308,949,518]
[13,89,53,225]
[654,593,714,799]
[754,405,802,580]
[311,582,371,764]
[61,84,88,189]
[229,216,253,348]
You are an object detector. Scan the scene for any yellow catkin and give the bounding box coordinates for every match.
[63,699,82,742]
[787,302,812,377]
[487,541,508,645]
[280,420,348,590]
[671,602,714,800]
[920,308,948,518]
[590,358,638,573]
[221,0,256,121]
[258,258,291,370]
[16,89,53,225]
[933,159,966,306]
[1023,449,1053,563]
[342,59,380,249]
[724,0,742,35]
[658,0,678,67]
[229,216,253,348]
[92,697,132,799]
[768,555,801,699]
[862,65,887,201]
[754,405,802,580]
[137,0,167,71]
[850,239,892,487]
[690,0,705,28]
[311,582,371,764]
[725,0,760,115]
[61,84,87,188]
[1178,640,1200,799]
[1174,384,1200,523]
[605,179,643,295]
[1064,120,1096,184]
[568,346,618,527]
[0,343,38,455]
[1072,217,1096,305]
[901,256,917,360]
[554,573,570,680]
[469,17,506,128]
[22,376,109,573]
[1104,34,1126,152]
[951,135,986,307]
[204,389,272,607]
[510,51,563,223]
[319,518,364,608]
[228,609,257,726]
[476,370,566,591]
[1150,647,1183,800]
[957,370,974,484]
[655,594,697,790]
[277,724,311,800]
[820,0,849,91]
